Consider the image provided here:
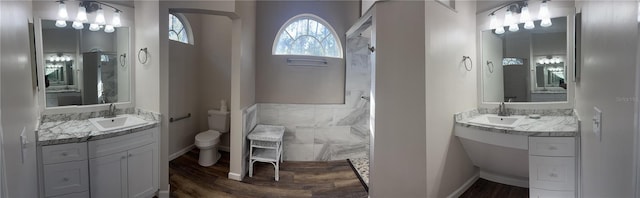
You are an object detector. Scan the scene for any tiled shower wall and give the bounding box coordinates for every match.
[257,36,371,161]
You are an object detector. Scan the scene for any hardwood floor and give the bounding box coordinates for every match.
[459,178,529,198]
[169,149,368,198]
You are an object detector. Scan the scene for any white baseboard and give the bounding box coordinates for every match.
[228,172,242,181]
[480,170,529,188]
[157,184,170,198]
[218,145,230,152]
[447,172,480,198]
[169,145,195,161]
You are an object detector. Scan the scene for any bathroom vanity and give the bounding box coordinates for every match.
[35,110,160,198]
[454,108,579,197]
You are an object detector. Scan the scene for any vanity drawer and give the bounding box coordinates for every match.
[43,161,89,197]
[530,188,575,198]
[42,143,88,164]
[529,156,575,191]
[529,137,575,157]
[88,127,157,158]
[48,191,89,198]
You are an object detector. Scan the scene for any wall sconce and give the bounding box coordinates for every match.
[55,0,122,33]
[489,0,552,35]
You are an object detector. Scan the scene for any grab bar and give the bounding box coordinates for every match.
[170,113,191,123]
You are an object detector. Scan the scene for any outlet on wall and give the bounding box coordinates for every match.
[593,107,602,142]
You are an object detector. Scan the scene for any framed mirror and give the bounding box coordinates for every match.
[480,14,573,105]
[39,19,131,108]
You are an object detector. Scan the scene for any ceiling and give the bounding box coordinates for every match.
[476,0,519,14]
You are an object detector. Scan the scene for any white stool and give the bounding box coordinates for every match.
[247,125,285,181]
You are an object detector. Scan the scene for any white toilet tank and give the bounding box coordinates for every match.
[208,110,230,133]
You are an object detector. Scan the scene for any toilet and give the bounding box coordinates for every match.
[195,110,229,166]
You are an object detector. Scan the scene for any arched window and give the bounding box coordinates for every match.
[169,13,192,44]
[273,14,343,58]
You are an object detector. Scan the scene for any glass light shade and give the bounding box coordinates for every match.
[57,3,68,20]
[95,8,106,25]
[65,56,72,61]
[509,23,519,32]
[524,21,535,29]
[76,7,88,22]
[520,6,532,23]
[504,10,514,27]
[489,14,499,29]
[72,21,84,29]
[544,59,550,64]
[112,12,122,27]
[541,18,552,27]
[495,26,505,34]
[55,20,67,28]
[55,57,61,62]
[104,25,115,33]
[49,57,55,62]
[538,1,551,20]
[89,23,100,31]
[538,59,545,65]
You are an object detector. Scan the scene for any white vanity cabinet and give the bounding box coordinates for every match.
[38,127,159,198]
[528,137,577,198]
[39,143,90,198]
[89,127,159,198]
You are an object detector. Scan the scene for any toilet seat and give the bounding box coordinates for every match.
[195,130,221,147]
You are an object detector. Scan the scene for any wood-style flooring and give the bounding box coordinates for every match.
[169,149,368,198]
[459,178,529,198]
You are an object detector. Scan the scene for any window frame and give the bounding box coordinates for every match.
[168,13,194,45]
[272,14,344,59]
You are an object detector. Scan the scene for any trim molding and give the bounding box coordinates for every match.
[447,172,480,198]
[479,170,529,188]
[157,184,170,198]
[228,172,242,181]
[169,144,195,161]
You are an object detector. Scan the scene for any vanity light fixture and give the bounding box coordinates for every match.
[489,0,552,34]
[55,1,122,33]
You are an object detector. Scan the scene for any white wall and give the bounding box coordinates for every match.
[134,0,164,191]
[0,1,39,197]
[425,1,478,197]
[369,1,427,197]
[254,1,359,104]
[575,1,638,197]
[482,32,504,102]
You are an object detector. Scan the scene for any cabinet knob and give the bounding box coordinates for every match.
[129,153,133,157]
[549,173,558,178]
[63,177,69,182]
[61,152,68,156]
[548,146,557,150]
[121,156,126,159]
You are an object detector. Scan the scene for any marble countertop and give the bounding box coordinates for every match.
[454,109,579,137]
[37,110,160,146]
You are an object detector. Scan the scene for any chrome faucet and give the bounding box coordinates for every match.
[105,103,117,118]
[497,102,509,116]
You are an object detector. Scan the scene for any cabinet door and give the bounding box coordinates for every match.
[42,161,89,197]
[127,143,158,198]
[90,151,128,198]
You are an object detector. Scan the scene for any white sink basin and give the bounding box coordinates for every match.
[468,114,526,129]
[89,115,149,132]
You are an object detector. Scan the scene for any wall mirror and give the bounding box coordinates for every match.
[481,16,569,103]
[40,19,131,107]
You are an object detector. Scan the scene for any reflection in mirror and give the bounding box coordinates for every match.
[482,16,567,103]
[41,19,130,107]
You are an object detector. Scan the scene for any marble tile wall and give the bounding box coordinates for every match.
[256,36,372,161]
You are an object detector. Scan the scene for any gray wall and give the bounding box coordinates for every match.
[255,1,359,104]
[0,1,39,197]
[369,1,427,197]
[575,1,638,197]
